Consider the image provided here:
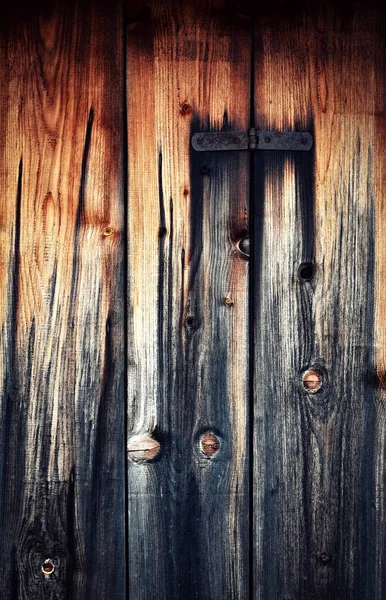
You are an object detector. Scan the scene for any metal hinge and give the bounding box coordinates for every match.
[191,128,313,152]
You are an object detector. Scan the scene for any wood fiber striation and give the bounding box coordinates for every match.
[126,1,251,598]
[252,3,385,599]
[0,1,126,598]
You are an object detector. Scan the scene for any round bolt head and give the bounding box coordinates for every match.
[42,559,55,576]
[200,432,220,458]
[302,369,322,393]
[238,237,250,257]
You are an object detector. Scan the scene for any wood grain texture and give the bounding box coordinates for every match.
[126,0,251,597]
[252,2,385,599]
[0,2,126,597]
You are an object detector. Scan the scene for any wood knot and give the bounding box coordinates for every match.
[102,225,115,237]
[180,102,192,116]
[185,315,197,328]
[200,432,220,458]
[224,297,234,307]
[41,559,55,576]
[298,262,315,282]
[127,434,160,463]
[302,369,322,393]
[319,552,331,565]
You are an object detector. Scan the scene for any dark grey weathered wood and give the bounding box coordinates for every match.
[252,2,385,599]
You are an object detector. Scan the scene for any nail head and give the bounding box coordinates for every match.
[302,369,322,393]
[200,432,220,458]
[42,559,55,576]
[238,237,250,257]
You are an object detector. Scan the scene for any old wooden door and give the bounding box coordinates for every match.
[0,0,384,598]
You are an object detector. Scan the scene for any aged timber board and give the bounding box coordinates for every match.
[252,2,385,600]
[0,1,126,598]
[0,0,384,599]
[126,0,250,598]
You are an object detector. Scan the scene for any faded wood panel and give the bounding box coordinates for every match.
[126,0,250,597]
[253,2,385,599]
[0,2,126,598]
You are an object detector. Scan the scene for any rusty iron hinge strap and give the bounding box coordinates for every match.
[191,128,313,152]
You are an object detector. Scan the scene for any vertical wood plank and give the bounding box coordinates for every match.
[252,2,385,599]
[0,2,126,597]
[126,0,251,597]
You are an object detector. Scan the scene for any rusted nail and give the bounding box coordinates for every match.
[200,432,220,458]
[102,226,114,237]
[302,369,322,393]
[127,434,160,463]
[196,137,204,145]
[264,136,271,143]
[238,237,250,257]
[224,297,234,307]
[301,137,308,145]
[41,559,55,576]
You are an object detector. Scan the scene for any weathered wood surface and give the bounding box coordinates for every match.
[126,0,251,598]
[0,0,385,598]
[252,2,385,599]
[0,2,126,598]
